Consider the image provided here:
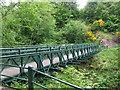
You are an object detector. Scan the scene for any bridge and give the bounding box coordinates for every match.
[0,43,101,89]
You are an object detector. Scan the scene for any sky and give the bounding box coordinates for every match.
[77,0,88,9]
[4,0,88,9]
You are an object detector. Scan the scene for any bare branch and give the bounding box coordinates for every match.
[2,1,20,18]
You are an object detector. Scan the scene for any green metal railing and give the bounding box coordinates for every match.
[0,43,101,89]
[28,66,82,90]
[0,66,83,89]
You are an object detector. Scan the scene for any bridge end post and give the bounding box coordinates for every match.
[28,66,34,90]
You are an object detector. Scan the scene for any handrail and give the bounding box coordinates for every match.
[28,66,83,90]
[0,43,94,50]
[0,43,98,56]
[0,74,48,89]
[0,74,28,82]
[0,66,83,90]
[0,49,72,60]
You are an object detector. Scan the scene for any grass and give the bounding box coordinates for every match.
[7,46,120,89]
[88,31,114,44]
[95,31,113,44]
[95,31,113,39]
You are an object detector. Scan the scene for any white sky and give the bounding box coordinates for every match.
[4,0,88,9]
[4,0,18,6]
[77,0,88,9]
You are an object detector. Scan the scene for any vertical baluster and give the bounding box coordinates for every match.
[50,47,53,66]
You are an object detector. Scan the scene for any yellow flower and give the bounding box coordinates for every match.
[86,31,97,41]
[92,37,97,40]
[116,32,120,38]
[93,20,99,24]
[93,19,105,27]
[87,32,92,36]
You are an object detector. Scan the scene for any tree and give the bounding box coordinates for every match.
[52,2,80,28]
[2,2,56,45]
[61,20,87,43]
[81,2,120,32]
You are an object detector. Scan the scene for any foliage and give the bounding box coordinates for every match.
[2,1,120,89]
[104,15,119,32]
[82,2,120,32]
[116,32,120,38]
[91,19,105,32]
[94,19,105,28]
[1,1,82,46]
[1,1,120,46]
[2,2,56,46]
[52,2,71,28]
[95,31,113,40]
[53,2,80,28]
[9,81,28,88]
[86,31,96,41]
[61,20,87,43]
[2,26,17,46]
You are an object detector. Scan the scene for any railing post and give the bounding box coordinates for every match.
[50,47,53,66]
[36,48,38,52]
[28,66,34,90]
[19,48,24,76]
[20,57,24,76]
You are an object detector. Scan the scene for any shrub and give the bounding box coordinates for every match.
[91,16,119,33]
[2,2,56,46]
[86,31,97,41]
[91,19,105,32]
[104,15,119,32]
[94,19,105,27]
[61,20,87,43]
[116,32,120,38]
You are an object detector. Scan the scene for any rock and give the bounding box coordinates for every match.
[100,39,118,48]
[100,39,109,47]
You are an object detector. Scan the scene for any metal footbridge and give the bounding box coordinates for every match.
[0,43,100,89]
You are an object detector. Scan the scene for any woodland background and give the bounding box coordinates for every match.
[1,1,120,46]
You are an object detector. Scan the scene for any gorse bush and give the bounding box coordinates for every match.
[86,31,96,41]
[61,20,87,43]
[90,17,119,33]
[91,19,105,32]
[94,19,105,27]
[116,32,120,38]
[82,2,120,33]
